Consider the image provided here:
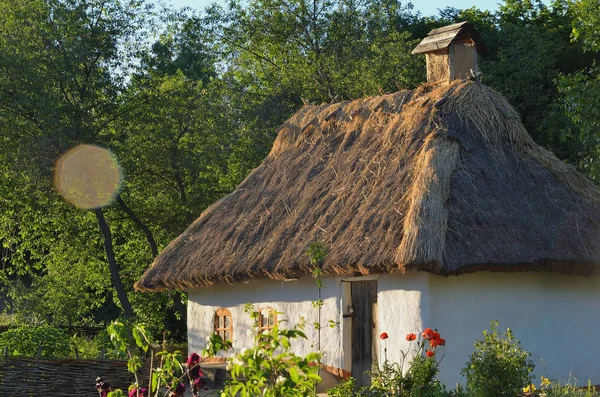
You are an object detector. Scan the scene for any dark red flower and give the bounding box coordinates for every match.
[433,331,440,340]
[193,377,207,393]
[187,352,200,366]
[406,333,417,341]
[422,328,435,340]
[170,382,186,397]
[426,350,435,358]
[380,332,389,340]
[436,338,445,346]
[128,387,148,397]
[188,353,202,380]
[95,377,112,397]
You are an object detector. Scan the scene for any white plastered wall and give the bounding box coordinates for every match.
[428,272,600,386]
[372,272,430,368]
[187,273,429,375]
[187,276,345,370]
[188,271,600,387]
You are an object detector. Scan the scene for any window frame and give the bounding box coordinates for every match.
[258,307,277,332]
[213,308,233,341]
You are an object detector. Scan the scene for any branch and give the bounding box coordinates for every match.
[95,208,134,318]
[117,196,159,257]
[209,26,280,69]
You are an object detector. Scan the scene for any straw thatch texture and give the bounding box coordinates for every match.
[136,80,600,291]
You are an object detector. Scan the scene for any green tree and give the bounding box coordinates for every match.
[438,1,597,170]
[0,0,153,323]
[557,0,600,180]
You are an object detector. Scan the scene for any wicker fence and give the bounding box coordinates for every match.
[0,356,150,397]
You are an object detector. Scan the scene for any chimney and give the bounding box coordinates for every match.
[412,22,487,83]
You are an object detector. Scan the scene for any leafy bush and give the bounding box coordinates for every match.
[328,378,467,397]
[370,328,445,396]
[218,304,322,397]
[538,376,597,397]
[70,334,102,358]
[0,325,71,358]
[105,320,190,397]
[461,321,534,397]
[328,328,449,397]
[407,354,440,396]
[327,377,355,396]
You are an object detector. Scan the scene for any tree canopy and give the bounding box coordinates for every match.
[1,0,598,337]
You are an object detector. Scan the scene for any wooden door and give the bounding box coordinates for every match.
[351,280,378,388]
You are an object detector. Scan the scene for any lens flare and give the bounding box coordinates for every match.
[54,144,123,209]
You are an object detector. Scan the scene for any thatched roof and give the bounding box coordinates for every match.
[411,22,488,54]
[136,80,600,292]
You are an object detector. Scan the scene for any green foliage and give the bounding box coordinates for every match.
[70,334,102,359]
[571,0,600,52]
[216,309,322,397]
[369,331,444,396]
[153,350,184,393]
[2,0,600,339]
[107,320,153,379]
[328,377,467,397]
[556,65,600,180]
[556,0,600,181]
[107,390,127,397]
[307,242,327,267]
[203,331,233,358]
[203,0,424,107]
[327,377,356,396]
[543,378,597,397]
[461,321,534,397]
[0,325,71,358]
[0,0,202,333]
[406,354,439,396]
[107,320,187,396]
[330,329,445,396]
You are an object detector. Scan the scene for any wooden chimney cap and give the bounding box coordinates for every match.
[411,22,488,55]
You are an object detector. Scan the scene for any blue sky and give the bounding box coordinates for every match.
[162,0,505,17]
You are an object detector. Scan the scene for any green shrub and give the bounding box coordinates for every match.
[70,334,100,358]
[327,377,355,396]
[0,325,71,358]
[423,381,469,397]
[217,305,322,397]
[328,329,450,397]
[461,321,534,397]
[327,378,467,397]
[408,354,439,396]
[541,377,597,397]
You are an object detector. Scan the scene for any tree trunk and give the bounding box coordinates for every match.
[117,195,158,257]
[95,208,134,318]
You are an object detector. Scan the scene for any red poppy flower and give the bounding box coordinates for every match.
[422,328,435,340]
[426,350,435,358]
[433,331,440,340]
[406,333,416,341]
[380,332,389,340]
[436,338,445,346]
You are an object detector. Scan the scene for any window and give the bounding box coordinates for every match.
[258,307,277,332]
[214,308,233,341]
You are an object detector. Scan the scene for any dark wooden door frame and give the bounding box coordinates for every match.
[350,280,378,388]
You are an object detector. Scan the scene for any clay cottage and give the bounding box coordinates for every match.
[136,22,600,387]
